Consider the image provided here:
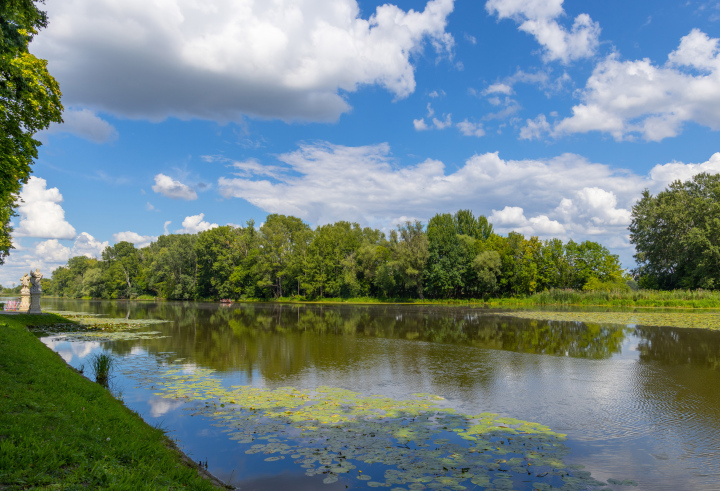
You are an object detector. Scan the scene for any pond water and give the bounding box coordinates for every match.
[35,299,720,491]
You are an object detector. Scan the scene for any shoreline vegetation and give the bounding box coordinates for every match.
[4,207,716,311]
[0,314,226,490]
[25,288,720,309]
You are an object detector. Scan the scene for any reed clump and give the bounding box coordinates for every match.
[89,352,114,387]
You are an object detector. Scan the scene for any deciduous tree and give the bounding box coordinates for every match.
[630,172,720,289]
[1,0,63,262]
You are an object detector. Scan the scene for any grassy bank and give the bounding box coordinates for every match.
[0,314,224,490]
[40,289,720,309]
[486,289,720,309]
[237,290,720,309]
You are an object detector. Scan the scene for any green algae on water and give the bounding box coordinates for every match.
[123,359,622,490]
[502,311,720,330]
[31,312,170,341]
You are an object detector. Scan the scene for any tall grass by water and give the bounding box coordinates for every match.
[89,352,114,387]
[488,288,720,309]
[257,289,720,309]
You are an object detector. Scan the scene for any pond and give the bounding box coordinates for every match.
[35,299,720,490]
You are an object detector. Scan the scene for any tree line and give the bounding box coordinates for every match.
[44,210,625,300]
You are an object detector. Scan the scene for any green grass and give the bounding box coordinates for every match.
[235,289,720,309]
[89,353,115,387]
[486,288,720,309]
[0,314,224,490]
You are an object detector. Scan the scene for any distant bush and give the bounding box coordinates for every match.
[582,277,631,293]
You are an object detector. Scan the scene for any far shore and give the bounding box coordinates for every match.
[15,288,720,310]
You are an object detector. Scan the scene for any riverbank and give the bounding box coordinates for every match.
[32,287,720,309]
[237,289,720,309]
[0,314,227,490]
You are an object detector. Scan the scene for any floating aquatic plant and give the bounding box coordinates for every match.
[502,311,720,331]
[122,358,625,490]
[30,313,170,341]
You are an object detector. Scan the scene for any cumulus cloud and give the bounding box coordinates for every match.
[112,231,157,248]
[1,232,108,287]
[520,114,551,140]
[39,108,118,143]
[71,232,109,258]
[489,206,565,236]
[485,0,600,63]
[35,240,72,263]
[554,29,720,141]
[176,214,218,234]
[14,177,77,239]
[457,119,485,137]
[413,103,452,131]
[649,152,720,184]
[152,174,198,200]
[218,142,720,264]
[483,83,513,95]
[33,0,455,123]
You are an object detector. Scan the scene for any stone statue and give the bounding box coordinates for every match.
[30,269,43,293]
[19,269,43,314]
[20,273,31,294]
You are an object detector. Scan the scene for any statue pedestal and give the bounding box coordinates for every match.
[18,291,31,313]
[29,292,42,314]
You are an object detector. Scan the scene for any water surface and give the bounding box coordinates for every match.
[38,299,720,490]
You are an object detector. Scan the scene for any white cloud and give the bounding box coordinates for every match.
[113,231,157,248]
[432,114,453,129]
[39,108,118,143]
[457,119,485,137]
[649,152,720,184]
[71,232,109,258]
[217,142,720,265]
[176,214,218,234]
[152,174,198,200]
[485,0,600,63]
[413,103,451,131]
[519,114,551,140]
[163,220,172,235]
[554,29,720,141]
[413,118,430,131]
[483,83,513,95]
[573,188,632,226]
[33,0,455,123]
[14,177,77,239]
[464,33,477,45]
[35,240,72,263]
[489,206,565,236]
[0,232,108,287]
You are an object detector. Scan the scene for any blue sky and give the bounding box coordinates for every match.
[3,0,720,286]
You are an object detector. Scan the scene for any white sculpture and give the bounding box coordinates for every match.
[19,269,43,314]
[30,269,43,293]
[20,273,31,294]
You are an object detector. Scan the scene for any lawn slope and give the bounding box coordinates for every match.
[0,314,225,490]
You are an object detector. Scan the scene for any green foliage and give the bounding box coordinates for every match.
[256,214,312,298]
[89,352,114,387]
[630,172,720,289]
[145,233,198,299]
[102,241,140,298]
[391,220,429,298]
[582,277,631,293]
[0,0,63,263]
[46,211,626,302]
[196,224,258,299]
